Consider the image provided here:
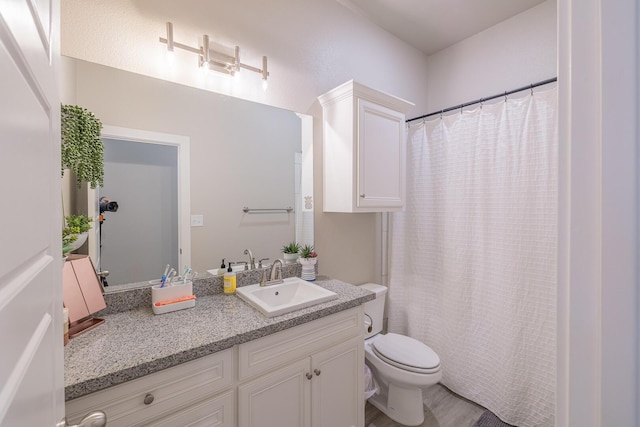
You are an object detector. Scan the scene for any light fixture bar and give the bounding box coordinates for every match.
[202,34,210,66]
[165,22,174,52]
[159,22,269,83]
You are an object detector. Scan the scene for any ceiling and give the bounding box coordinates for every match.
[339,0,547,55]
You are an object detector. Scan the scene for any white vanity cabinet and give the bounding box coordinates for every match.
[319,80,414,212]
[65,306,365,427]
[237,306,365,427]
[65,348,234,427]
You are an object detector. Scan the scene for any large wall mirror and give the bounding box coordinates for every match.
[63,57,314,289]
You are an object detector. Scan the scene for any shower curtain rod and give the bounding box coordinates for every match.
[406,77,557,123]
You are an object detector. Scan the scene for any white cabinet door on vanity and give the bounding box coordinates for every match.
[311,336,364,427]
[237,307,365,427]
[319,80,414,213]
[238,337,363,427]
[238,358,311,427]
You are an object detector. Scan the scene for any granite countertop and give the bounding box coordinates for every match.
[64,277,374,401]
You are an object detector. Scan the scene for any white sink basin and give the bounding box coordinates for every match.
[236,277,338,317]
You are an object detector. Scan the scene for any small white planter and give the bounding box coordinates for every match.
[66,232,88,253]
[283,252,299,264]
[299,257,318,280]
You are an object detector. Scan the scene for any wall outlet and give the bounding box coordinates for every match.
[190,214,204,227]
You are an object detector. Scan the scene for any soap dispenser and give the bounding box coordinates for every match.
[219,258,226,275]
[223,262,237,294]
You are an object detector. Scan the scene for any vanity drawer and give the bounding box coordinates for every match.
[238,306,363,381]
[147,390,234,427]
[66,348,233,427]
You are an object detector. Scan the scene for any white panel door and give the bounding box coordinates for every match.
[0,1,64,426]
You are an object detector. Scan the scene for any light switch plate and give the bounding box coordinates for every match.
[191,214,204,227]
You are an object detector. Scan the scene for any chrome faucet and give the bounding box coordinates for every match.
[260,258,284,286]
[243,249,255,270]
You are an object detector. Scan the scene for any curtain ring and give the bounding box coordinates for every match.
[504,91,508,102]
[530,84,534,96]
[480,98,484,109]
[440,110,443,120]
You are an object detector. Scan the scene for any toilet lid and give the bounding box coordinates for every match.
[371,333,440,374]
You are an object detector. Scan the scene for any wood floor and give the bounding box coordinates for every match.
[365,383,486,427]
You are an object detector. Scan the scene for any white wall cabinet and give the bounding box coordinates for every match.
[319,80,414,213]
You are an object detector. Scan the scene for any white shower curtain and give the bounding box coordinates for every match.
[388,88,557,427]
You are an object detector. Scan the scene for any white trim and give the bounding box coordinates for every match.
[100,125,191,272]
[558,1,639,426]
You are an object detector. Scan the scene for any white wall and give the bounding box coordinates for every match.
[61,0,429,117]
[60,0,431,284]
[425,0,557,113]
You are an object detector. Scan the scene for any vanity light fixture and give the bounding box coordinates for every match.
[159,22,269,86]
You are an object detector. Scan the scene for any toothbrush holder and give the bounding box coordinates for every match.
[151,280,195,314]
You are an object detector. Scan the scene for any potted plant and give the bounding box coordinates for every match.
[61,104,104,189]
[282,241,301,264]
[62,215,93,256]
[60,104,103,258]
[299,244,317,281]
[299,244,317,262]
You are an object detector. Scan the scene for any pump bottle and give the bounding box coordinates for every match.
[223,263,237,294]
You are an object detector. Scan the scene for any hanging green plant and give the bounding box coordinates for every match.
[61,104,104,188]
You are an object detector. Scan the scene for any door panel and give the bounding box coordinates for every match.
[311,337,364,427]
[0,0,63,425]
[238,358,311,427]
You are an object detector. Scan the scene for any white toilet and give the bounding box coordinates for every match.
[361,283,442,426]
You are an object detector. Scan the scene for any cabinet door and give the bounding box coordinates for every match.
[238,358,311,427]
[357,99,405,210]
[311,336,364,427]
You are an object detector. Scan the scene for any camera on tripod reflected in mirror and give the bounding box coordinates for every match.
[99,197,119,213]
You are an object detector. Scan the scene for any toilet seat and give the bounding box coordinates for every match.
[371,333,440,374]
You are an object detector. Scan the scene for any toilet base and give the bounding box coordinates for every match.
[368,383,425,426]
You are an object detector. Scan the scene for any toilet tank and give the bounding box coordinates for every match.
[360,283,387,339]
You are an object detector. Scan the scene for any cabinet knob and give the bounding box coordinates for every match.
[306,372,313,380]
[57,411,106,427]
[314,369,321,376]
[360,194,365,198]
[144,393,155,405]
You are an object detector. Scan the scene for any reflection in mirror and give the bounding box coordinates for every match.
[64,57,313,289]
[100,137,179,287]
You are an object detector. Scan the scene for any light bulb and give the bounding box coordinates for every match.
[200,61,209,75]
[165,49,175,65]
[262,78,268,91]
